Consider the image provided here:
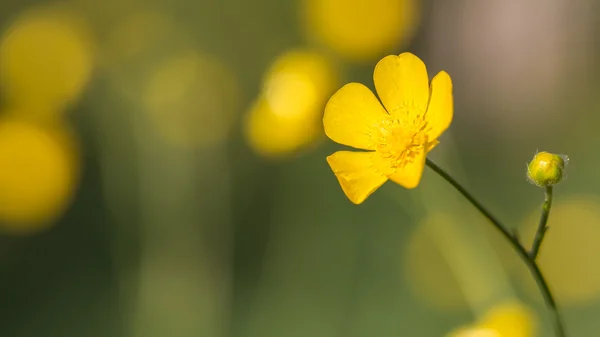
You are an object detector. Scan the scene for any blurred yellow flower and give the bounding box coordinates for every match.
[448,328,500,337]
[142,50,240,149]
[102,10,192,88]
[244,50,337,157]
[102,10,168,69]
[404,212,472,310]
[69,0,139,27]
[245,96,322,157]
[0,116,80,233]
[519,196,600,306]
[324,53,453,204]
[301,0,420,61]
[448,301,537,337]
[404,212,515,311]
[478,301,537,337]
[0,5,94,113]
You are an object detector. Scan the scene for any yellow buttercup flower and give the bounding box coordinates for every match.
[323,52,453,204]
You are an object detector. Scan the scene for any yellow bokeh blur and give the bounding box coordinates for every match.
[69,0,140,27]
[404,211,518,312]
[244,50,337,158]
[102,10,189,69]
[102,10,193,101]
[0,5,94,114]
[447,301,537,337]
[245,96,322,157]
[478,301,537,337]
[300,0,420,62]
[448,328,500,337]
[519,196,600,306]
[0,115,80,233]
[403,212,472,310]
[262,50,337,116]
[142,50,240,149]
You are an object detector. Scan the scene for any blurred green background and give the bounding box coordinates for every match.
[1,0,600,336]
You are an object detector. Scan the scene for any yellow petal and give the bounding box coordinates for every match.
[388,149,426,189]
[326,151,388,204]
[426,70,453,140]
[373,52,429,117]
[323,82,389,150]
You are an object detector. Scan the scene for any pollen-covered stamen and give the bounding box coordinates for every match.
[377,117,428,169]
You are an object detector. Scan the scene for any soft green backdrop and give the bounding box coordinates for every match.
[1,0,599,336]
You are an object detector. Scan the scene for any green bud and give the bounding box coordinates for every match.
[527,151,568,187]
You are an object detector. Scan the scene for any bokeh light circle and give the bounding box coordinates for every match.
[518,196,600,306]
[0,5,94,112]
[477,301,536,337]
[403,212,472,310]
[244,50,337,158]
[102,10,193,101]
[446,301,536,337]
[0,115,80,233]
[142,50,240,149]
[300,0,420,62]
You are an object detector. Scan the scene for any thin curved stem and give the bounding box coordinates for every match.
[530,186,553,260]
[425,158,566,337]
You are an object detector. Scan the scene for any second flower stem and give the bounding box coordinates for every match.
[425,158,565,337]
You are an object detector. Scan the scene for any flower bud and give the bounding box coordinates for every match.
[527,151,568,187]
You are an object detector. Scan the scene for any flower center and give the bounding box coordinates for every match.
[377,118,428,170]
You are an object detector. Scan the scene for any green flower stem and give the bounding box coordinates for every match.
[425,158,566,337]
[530,186,553,260]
